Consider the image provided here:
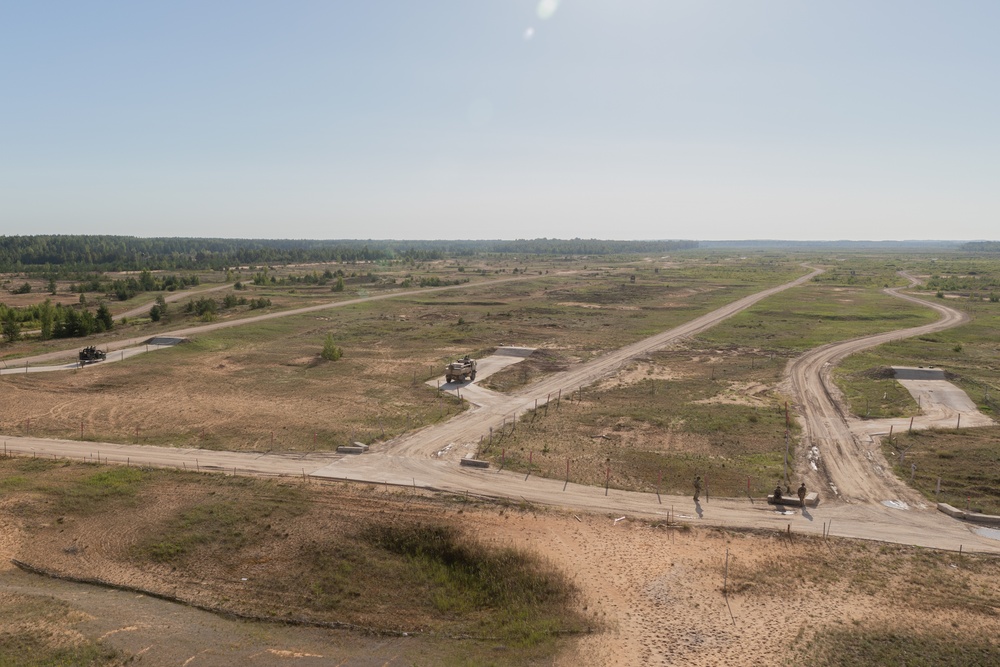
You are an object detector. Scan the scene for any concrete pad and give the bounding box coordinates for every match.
[428,348,537,407]
[850,373,994,439]
[145,336,187,346]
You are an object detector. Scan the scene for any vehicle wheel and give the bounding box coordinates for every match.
[470,371,477,381]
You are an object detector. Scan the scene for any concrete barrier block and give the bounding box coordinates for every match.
[767,492,819,508]
[460,457,490,468]
[937,503,966,519]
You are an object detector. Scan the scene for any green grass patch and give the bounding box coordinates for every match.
[300,519,586,645]
[137,480,307,563]
[480,347,798,495]
[800,628,1000,667]
[57,467,147,511]
[0,594,123,667]
[0,632,121,667]
[881,427,1000,515]
[834,362,919,419]
[124,475,587,660]
[831,280,1000,419]
[698,283,939,352]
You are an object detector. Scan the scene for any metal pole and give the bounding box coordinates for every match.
[784,429,790,486]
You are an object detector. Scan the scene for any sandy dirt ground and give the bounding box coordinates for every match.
[5,486,998,667]
[4,269,1000,664]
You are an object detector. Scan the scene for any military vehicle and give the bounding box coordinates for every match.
[79,346,107,364]
[445,355,477,383]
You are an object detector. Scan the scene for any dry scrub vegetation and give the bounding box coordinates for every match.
[1,457,589,666]
[0,256,803,451]
[479,346,796,497]
[3,457,1000,666]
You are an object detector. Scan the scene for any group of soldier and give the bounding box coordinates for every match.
[691,475,808,507]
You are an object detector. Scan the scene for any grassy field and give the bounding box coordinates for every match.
[478,346,797,497]
[826,256,1000,506]
[697,282,939,352]
[877,427,1000,515]
[834,294,1000,420]
[0,254,807,451]
[479,271,946,496]
[1,457,588,666]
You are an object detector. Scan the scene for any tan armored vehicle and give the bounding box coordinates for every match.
[445,355,477,383]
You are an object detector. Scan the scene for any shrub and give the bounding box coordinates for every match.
[321,334,343,361]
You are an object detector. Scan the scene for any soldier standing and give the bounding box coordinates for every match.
[693,475,702,502]
[797,482,807,507]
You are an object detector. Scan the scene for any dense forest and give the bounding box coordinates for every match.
[0,236,698,273]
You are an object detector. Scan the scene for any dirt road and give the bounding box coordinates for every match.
[787,277,979,506]
[373,266,823,461]
[4,267,999,554]
[2,272,546,368]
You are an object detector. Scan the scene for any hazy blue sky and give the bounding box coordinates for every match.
[2,1,997,240]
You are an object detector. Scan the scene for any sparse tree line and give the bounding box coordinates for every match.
[0,287,273,341]
[1,235,699,273]
[1,301,114,343]
[923,273,1000,298]
[182,294,271,320]
[69,270,200,301]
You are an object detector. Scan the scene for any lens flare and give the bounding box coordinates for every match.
[537,0,559,20]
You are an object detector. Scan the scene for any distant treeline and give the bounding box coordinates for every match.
[699,240,964,251]
[0,236,698,273]
[959,241,1000,252]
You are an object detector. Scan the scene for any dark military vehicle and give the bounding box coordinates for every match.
[79,346,107,364]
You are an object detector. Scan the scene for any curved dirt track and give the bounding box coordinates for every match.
[4,267,999,555]
[788,277,976,505]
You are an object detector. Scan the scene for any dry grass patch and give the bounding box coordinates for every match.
[0,592,122,666]
[479,345,796,496]
[6,460,588,665]
[880,427,1000,515]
